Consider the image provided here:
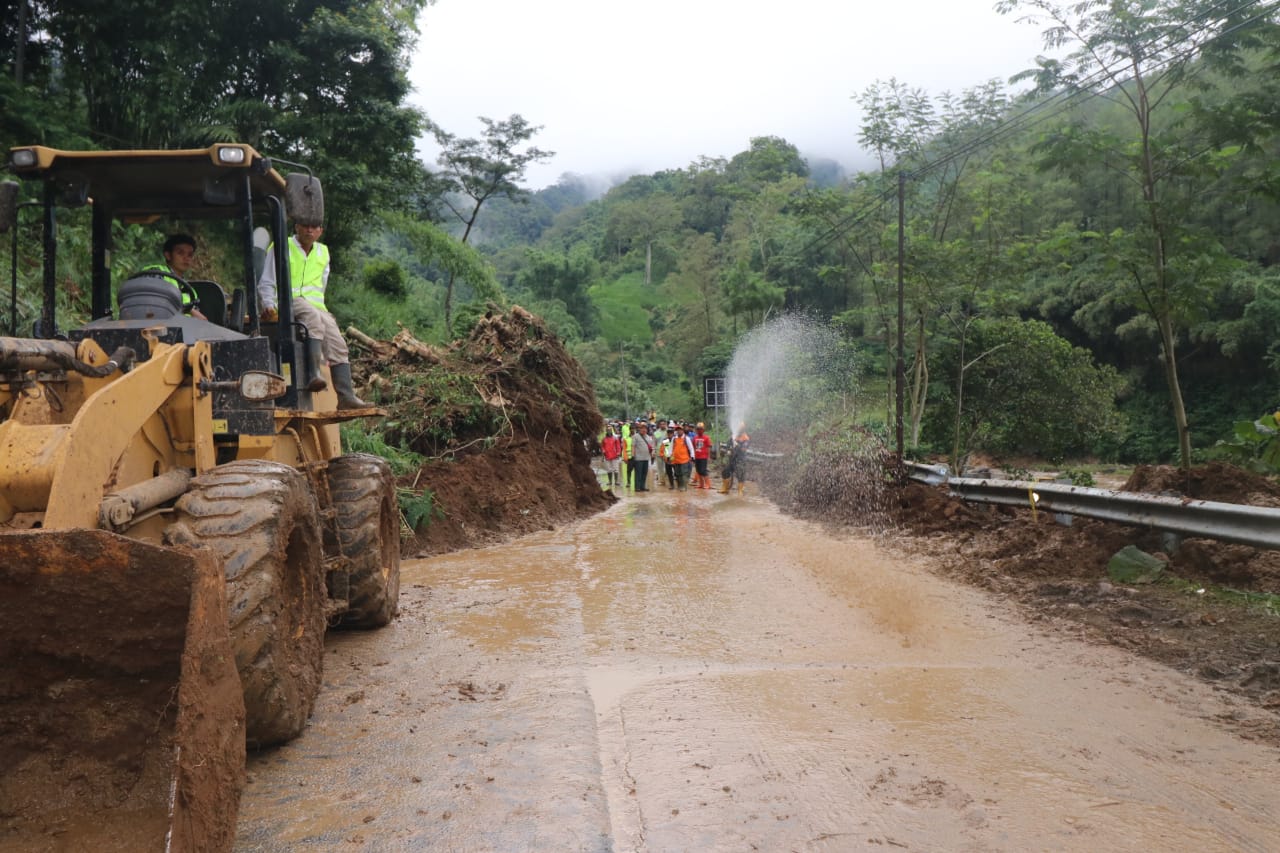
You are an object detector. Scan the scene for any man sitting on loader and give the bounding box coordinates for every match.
[257,220,369,409]
[142,232,207,319]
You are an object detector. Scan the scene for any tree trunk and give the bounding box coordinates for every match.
[950,332,967,472]
[15,0,27,85]
[1158,314,1192,469]
[443,271,455,336]
[645,241,652,286]
[884,322,893,430]
[909,313,927,448]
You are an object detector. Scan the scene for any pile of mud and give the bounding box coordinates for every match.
[351,306,612,556]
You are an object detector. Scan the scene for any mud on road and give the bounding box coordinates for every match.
[235,493,1278,851]
[874,463,1280,747]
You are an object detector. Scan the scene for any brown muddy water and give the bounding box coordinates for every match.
[235,489,1279,852]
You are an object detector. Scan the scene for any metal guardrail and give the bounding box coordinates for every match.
[903,461,1280,551]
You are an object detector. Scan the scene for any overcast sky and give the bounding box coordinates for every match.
[408,0,1053,190]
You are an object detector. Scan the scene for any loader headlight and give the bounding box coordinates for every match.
[216,146,248,165]
[11,149,37,169]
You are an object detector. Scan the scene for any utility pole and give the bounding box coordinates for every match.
[620,340,629,420]
[15,0,27,86]
[895,171,906,461]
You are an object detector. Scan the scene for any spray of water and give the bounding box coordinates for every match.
[725,314,889,527]
[727,314,850,440]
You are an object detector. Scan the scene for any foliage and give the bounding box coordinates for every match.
[515,248,599,336]
[337,422,439,530]
[2,0,431,254]
[339,423,424,475]
[16,0,1280,469]
[426,114,554,333]
[923,318,1125,464]
[397,487,440,532]
[363,260,409,298]
[371,211,499,340]
[589,272,659,346]
[1060,468,1097,487]
[1208,413,1280,474]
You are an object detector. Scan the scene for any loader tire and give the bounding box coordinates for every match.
[165,460,326,747]
[329,452,401,628]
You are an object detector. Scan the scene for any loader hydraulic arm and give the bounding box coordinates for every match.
[0,336,135,378]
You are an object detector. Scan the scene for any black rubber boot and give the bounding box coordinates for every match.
[332,362,371,410]
[305,340,328,392]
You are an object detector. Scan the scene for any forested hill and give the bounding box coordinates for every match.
[417,4,1280,471]
[5,1,1280,470]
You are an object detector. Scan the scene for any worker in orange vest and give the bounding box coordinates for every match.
[668,423,695,492]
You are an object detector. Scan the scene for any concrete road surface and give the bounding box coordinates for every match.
[235,490,1278,851]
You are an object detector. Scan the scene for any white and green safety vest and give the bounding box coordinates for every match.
[287,239,330,309]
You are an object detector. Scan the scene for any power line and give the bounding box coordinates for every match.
[910,0,1277,181]
[806,0,1275,254]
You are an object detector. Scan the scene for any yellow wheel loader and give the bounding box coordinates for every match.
[0,145,400,852]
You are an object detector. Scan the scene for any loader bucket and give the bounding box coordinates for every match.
[0,531,246,853]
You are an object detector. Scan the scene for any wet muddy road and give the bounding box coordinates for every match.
[235,492,1278,851]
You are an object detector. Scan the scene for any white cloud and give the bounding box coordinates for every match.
[409,0,1050,189]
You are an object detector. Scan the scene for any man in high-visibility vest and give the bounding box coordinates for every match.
[257,221,369,409]
[142,233,206,319]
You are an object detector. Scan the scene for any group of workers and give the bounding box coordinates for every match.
[600,418,751,495]
[145,220,369,410]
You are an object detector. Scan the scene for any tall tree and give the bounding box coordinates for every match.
[429,113,554,333]
[997,0,1237,468]
[604,194,683,285]
[516,247,599,336]
[0,0,432,252]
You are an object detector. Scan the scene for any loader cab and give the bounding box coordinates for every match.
[1,144,327,408]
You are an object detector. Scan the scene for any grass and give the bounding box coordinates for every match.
[340,422,425,476]
[590,271,658,345]
[1162,575,1280,618]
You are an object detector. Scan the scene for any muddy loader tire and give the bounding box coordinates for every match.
[165,461,326,747]
[329,453,401,628]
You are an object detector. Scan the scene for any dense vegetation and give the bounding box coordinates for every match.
[5,0,1280,471]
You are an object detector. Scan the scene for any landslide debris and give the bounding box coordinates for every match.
[349,306,612,556]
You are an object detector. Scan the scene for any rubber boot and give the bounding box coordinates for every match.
[718,479,731,494]
[332,362,371,410]
[304,340,328,392]
[738,482,745,495]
